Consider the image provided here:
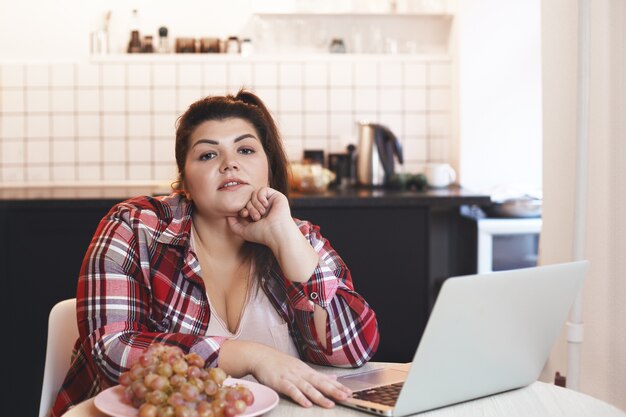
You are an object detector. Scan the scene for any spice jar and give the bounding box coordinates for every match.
[200,38,220,53]
[226,36,240,54]
[157,26,169,53]
[329,38,346,53]
[175,38,196,53]
[142,36,154,53]
[240,38,253,56]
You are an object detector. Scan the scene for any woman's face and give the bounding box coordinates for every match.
[183,118,269,219]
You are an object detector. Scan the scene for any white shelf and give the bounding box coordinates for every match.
[89,53,451,64]
[253,12,452,18]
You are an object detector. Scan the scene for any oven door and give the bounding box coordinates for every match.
[477,218,542,273]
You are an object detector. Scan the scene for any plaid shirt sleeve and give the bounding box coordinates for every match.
[282,220,380,367]
[75,200,225,385]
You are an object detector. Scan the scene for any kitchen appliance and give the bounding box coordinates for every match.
[356,122,404,186]
[328,153,350,188]
[461,204,542,274]
[476,217,542,273]
[302,149,325,166]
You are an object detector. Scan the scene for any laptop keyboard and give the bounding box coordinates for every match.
[351,382,404,407]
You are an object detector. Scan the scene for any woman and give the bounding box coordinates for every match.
[49,90,379,416]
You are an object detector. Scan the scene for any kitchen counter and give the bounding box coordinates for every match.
[292,186,490,207]
[0,184,491,207]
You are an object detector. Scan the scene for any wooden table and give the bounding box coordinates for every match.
[64,363,626,417]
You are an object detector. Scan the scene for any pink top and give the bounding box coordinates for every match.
[206,278,300,358]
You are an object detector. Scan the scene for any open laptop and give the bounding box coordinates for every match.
[337,261,589,416]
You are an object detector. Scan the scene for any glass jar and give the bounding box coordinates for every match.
[240,38,253,56]
[226,36,240,54]
[329,38,346,53]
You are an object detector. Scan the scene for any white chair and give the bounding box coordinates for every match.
[39,298,78,417]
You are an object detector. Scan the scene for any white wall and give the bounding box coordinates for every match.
[1,0,543,193]
[541,0,626,410]
[456,0,542,193]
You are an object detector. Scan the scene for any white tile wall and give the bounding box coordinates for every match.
[51,115,75,138]
[178,65,203,87]
[51,64,75,87]
[154,65,177,87]
[3,90,24,112]
[254,64,278,86]
[279,63,302,87]
[26,90,50,113]
[0,56,453,184]
[1,65,25,87]
[51,90,75,112]
[329,63,352,86]
[77,89,100,112]
[26,65,50,87]
[128,88,152,112]
[76,64,100,87]
[204,64,228,86]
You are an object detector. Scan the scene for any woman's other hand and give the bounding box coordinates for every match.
[253,348,352,408]
[221,340,351,408]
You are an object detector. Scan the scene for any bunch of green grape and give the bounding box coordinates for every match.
[118,343,254,417]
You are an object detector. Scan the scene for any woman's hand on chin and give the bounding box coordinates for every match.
[226,186,293,248]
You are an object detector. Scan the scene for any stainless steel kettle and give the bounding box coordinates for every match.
[356,122,404,186]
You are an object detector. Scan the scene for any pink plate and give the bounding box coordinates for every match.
[94,377,279,417]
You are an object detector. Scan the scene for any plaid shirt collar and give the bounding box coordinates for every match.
[154,193,194,248]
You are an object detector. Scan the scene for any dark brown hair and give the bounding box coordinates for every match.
[174,89,289,196]
[174,89,289,277]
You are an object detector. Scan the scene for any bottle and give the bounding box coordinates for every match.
[157,26,169,53]
[127,31,142,53]
[90,10,110,55]
[131,9,140,32]
[91,30,108,55]
[127,9,142,53]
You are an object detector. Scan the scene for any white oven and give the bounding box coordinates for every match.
[477,218,542,273]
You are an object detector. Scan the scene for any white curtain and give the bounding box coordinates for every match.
[540,0,626,410]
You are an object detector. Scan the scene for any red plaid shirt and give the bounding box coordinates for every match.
[50,194,379,416]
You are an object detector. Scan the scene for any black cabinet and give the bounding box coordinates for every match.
[1,200,119,417]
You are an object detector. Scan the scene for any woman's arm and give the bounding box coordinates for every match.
[227,187,380,367]
[281,220,380,367]
[77,199,226,384]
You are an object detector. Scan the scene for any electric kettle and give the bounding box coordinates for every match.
[356,122,404,186]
